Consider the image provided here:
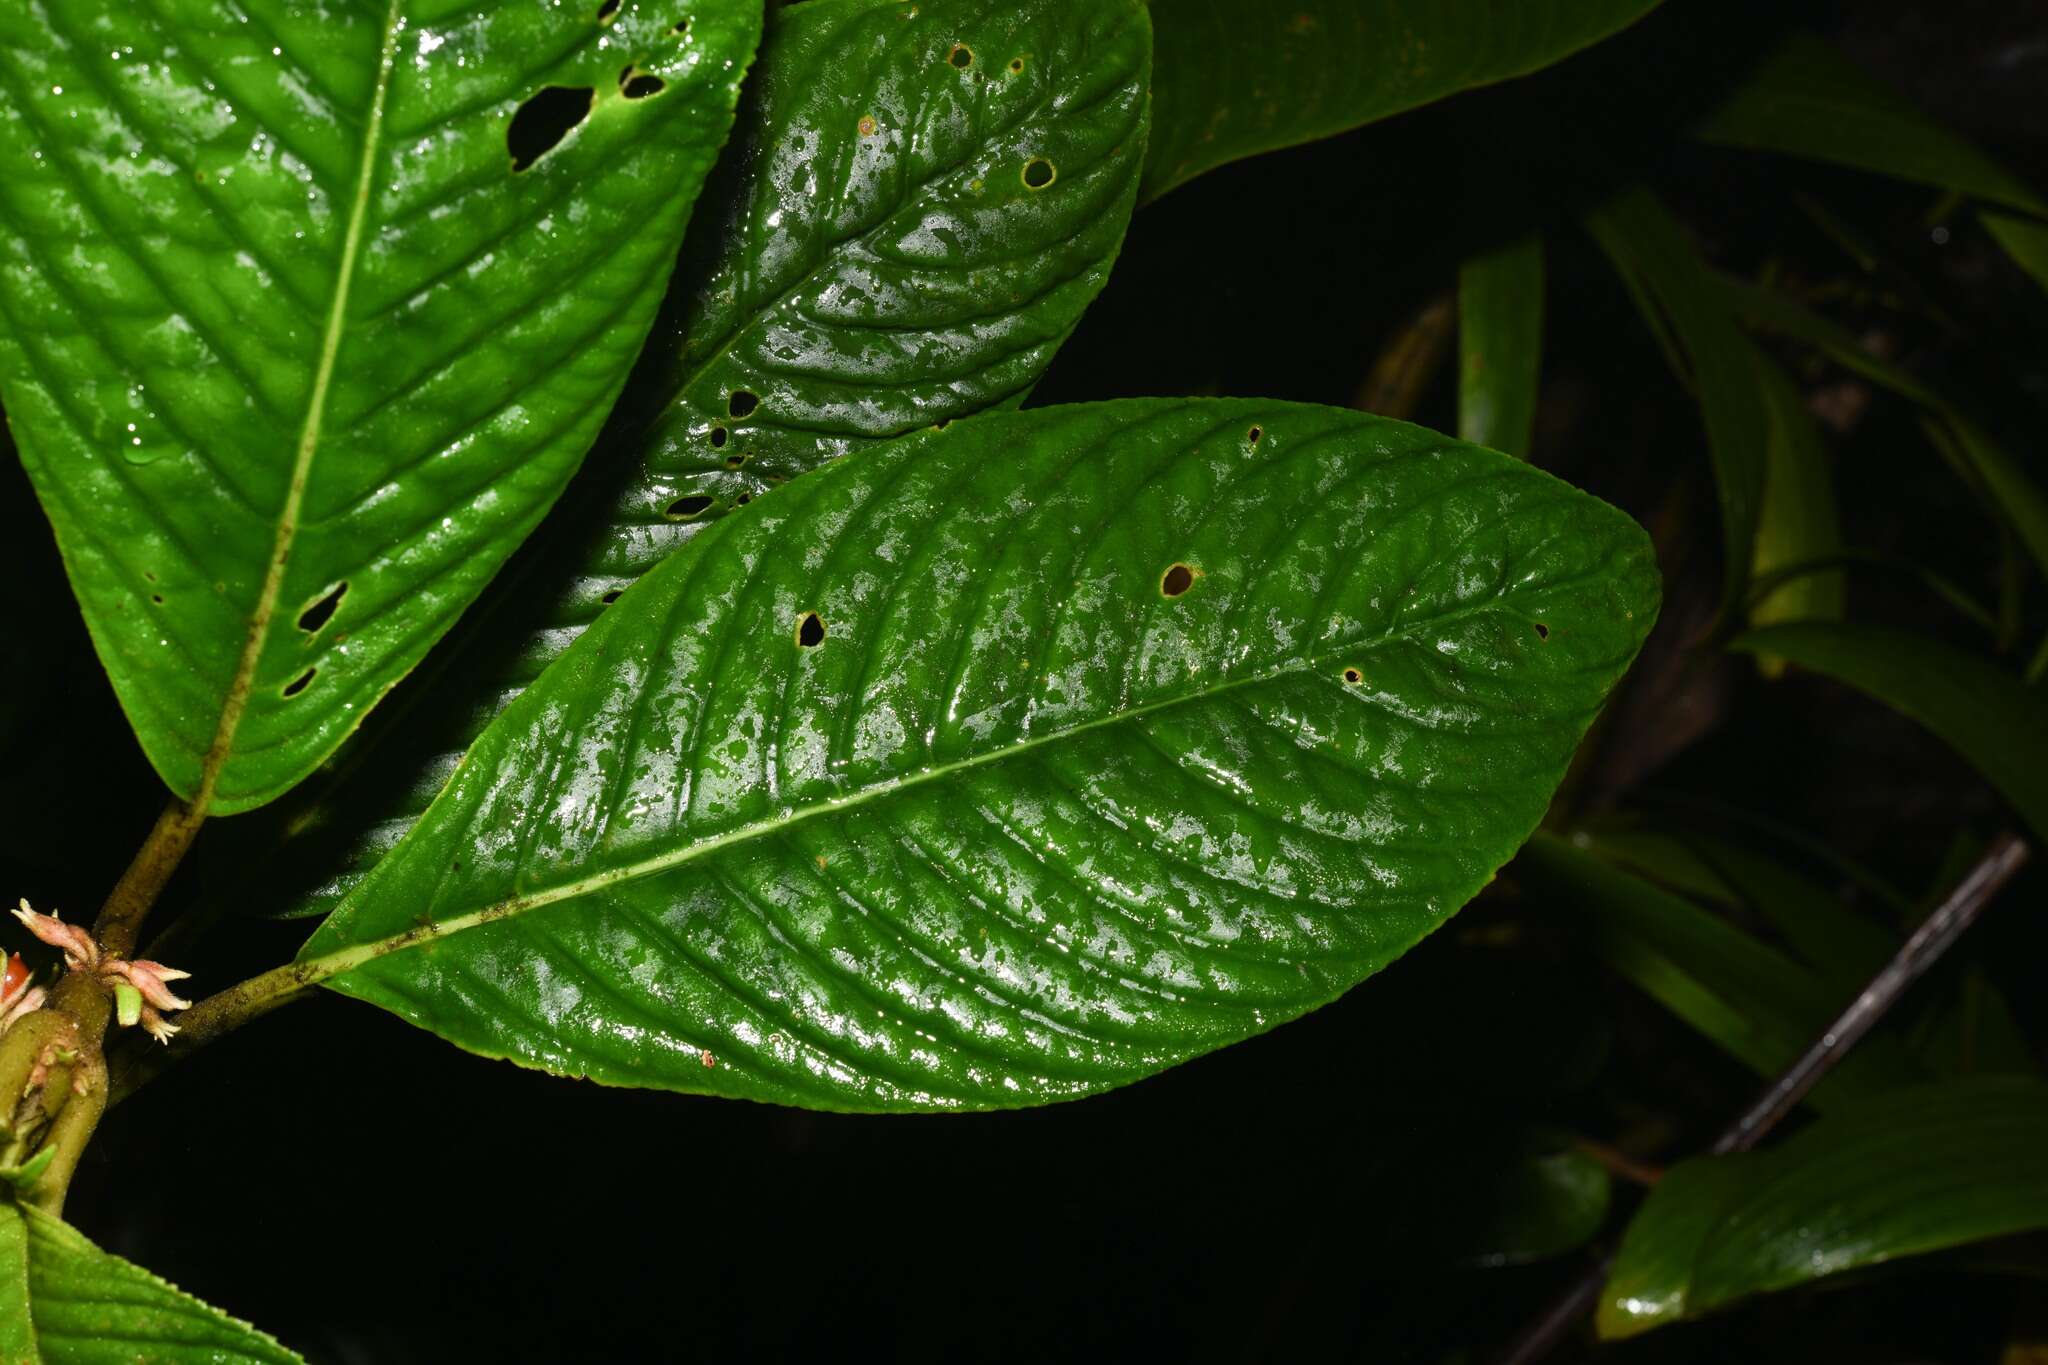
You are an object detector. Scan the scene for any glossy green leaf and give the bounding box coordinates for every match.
[1457,235,1544,460]
[252,0,1152,919]
[1747,351,1843,636]
[0,1200,300,1363]
[1585,189,1766,614]
[1600,1079,2048,1338]
[1518,833,1922,1108]
[0,0,761,814]
[297,400,1659,1111]
[1984,211,2048,293]
[1731,623,2048,847]
[1698,35,2048,217]
[1141,0,1663,201]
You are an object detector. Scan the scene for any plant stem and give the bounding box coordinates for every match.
[1489,830,2031,1365]
[107,958,320,1106]
[0,981,108,1214]
[94,798,206,961]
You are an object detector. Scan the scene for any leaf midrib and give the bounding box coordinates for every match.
[304,589,1524,985]
[189,0,405,814]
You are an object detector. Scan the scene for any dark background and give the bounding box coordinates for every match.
[5,0,2047,1360]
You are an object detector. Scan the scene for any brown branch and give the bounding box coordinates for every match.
[1570,1138,1664,1190]
[92,798,205,961]
[106,958,320,1107]
[1490,830,2031,1365]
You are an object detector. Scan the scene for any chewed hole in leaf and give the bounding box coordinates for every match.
[601,589,624,605]
[297,581,347,634]
[1022,157,1055,190]
[151,594,164,605]
[621,72,665,99]
[724,452,748,469]
[673,16,690,34]
[282,667,316,699]
[1008,56,1025,74]
[796,612,826,648]
[1247,425,1263,444]
[665,494,715,520]
[596,0,620,22]
[1534,622,1550,640]
[735,492,751,506]
[1160,563,1196,597]
[508,86,594,171]
[948,43,973,69]
[1342,667,1362,684]
[728,390,758,418]
[710,426,729,448]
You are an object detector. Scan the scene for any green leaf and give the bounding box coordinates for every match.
[0,1147,57,1199]
[1600,1078,2048,1338]
[252,0,1152,919]
[1585,189,1766,614]
[1747,348,1843,637]
[1457,236,1544,460]
[1922,417,2048,592]
[1575,826,1893,994]
[0,0,761,814]
[1141,0,1663,202]
[1722,278,2048,586]
[1518,833,1923,1108]
[298,400,1659,1111]
[1984,211,2048,293]
[0,1199,301,1363]
[1730,623,2048,847]
[1910,970,2039,1080]
[1447,1131,1611,1269]
[1720,275,1941,408]
[1697,35,2048,217]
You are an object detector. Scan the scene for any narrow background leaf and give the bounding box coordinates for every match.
[1585,189,1766,615]
[1517,833,1923,1109]
[1697,35,2048,216]
[1748,349,1845,637]
[1601,1079,2048,1338]
[1731,623,2048,846]
[1457,235,1545,460]
[1983,211,2048,294]
[1725,278,2048,589]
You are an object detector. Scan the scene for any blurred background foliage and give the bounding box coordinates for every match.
[3,0,2046,1358]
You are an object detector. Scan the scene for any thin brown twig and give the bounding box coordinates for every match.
[1570,1138,1664,1190]
[1490,830,2031,1365]
[93,798,206,961]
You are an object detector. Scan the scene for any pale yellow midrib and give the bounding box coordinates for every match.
[295,588,1534,986]
[190,0,405,814]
